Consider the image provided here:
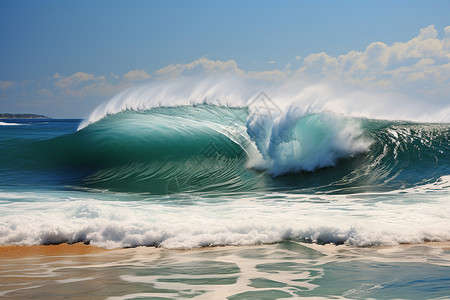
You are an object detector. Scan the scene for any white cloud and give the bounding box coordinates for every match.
[0,81,14,90]
[154,57,243,78]
[54,72,125,98]
[55,72,101,89]
[294,25,450,99]
[123,69,151,81]
[37,89,53,98]
[268,60,276,64]
[24,24,450,112]
[297,52,339,79]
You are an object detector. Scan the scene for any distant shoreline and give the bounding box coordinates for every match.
[0,113,51,119]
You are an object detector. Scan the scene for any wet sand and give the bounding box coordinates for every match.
[1,242,449,299]
[0,243,108,259]
[1,241,449,259]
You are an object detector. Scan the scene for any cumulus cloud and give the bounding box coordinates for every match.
[296,25,450,95]
[154,57,243,79]
[31,25,450,106]
[0,81,14,90]
[37,89,53,98]
[142,26,448,119]
[123,69,151,81]
[55,72,103,89]
[54,72,123,98]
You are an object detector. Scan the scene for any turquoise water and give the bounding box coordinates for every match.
[0,105,449,298]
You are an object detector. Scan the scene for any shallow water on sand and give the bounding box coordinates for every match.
[1,242,449,299]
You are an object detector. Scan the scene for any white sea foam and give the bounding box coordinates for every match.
[0,121,24,126]
[247,106,370,175]
[0,178,449,249]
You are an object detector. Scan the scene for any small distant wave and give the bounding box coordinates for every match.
[0,121,25,126]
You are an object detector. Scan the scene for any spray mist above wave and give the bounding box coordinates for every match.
[78,75,449,131]
[78,76,253,130]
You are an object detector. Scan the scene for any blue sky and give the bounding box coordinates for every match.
[1,0,450,118]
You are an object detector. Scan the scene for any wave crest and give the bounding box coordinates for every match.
[247,105,370,175]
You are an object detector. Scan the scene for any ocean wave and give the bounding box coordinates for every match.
[68,77,449,192]
[1,104,448,193]
[0,121,25,126]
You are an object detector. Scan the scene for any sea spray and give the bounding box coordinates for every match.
[78,76,449,131]
[247,104,370,175]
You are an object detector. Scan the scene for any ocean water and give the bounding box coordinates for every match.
[0,80,449,298]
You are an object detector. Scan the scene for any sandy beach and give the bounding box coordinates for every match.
[1,241,449,299]
[0,243,108,259]
[2,241,450,259]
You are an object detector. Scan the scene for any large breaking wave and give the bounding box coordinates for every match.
[2,104,448,194]
[2,76,449,194]
[0,77,449,249]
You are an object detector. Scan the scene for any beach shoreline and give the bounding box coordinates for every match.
[1,240,449,299]
[0,243,109,259]
[1,240,449,259]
